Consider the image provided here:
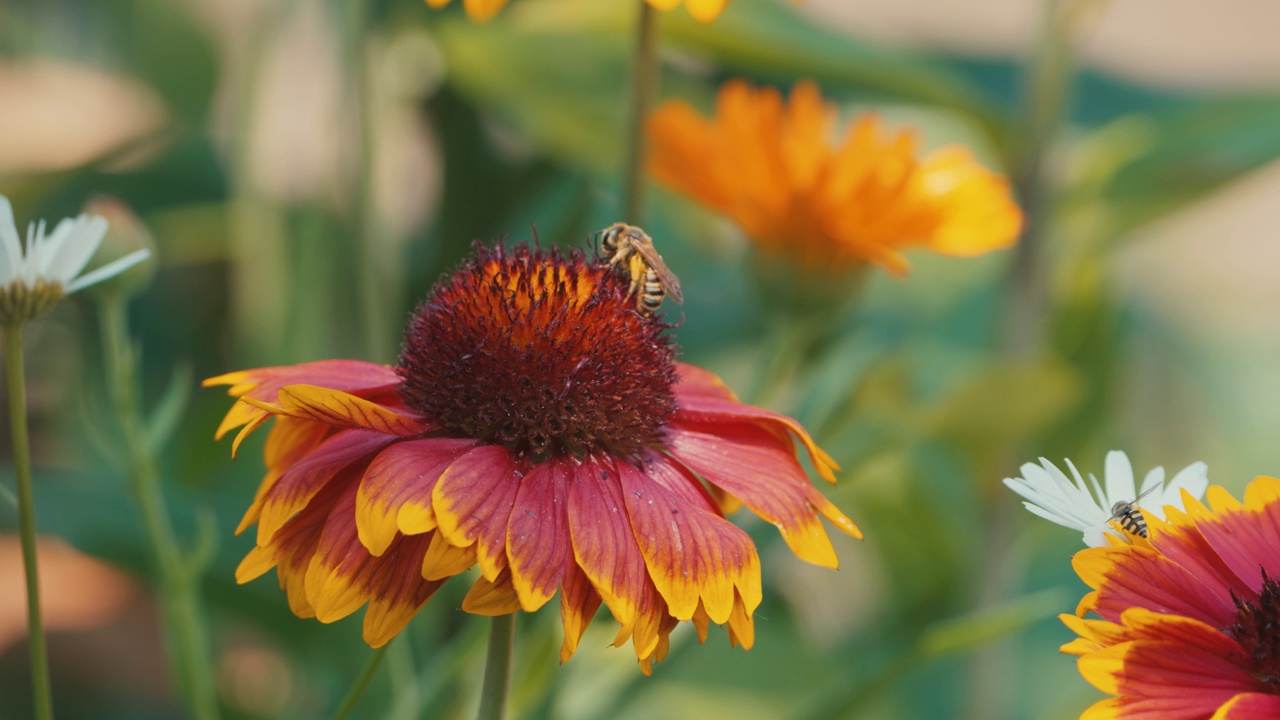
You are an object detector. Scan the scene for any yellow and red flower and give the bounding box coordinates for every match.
[1061,476,1280,718]
[207,243,859,672]
[647,80,1022,276]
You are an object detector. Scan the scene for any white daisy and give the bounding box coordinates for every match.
[1003,450,1210,547]
[0,194,150,323]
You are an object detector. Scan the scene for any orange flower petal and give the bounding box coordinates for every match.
[647,80,1022,275]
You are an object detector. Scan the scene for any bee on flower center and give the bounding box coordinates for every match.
[1109,487,1157,538]
[598,223,683,315]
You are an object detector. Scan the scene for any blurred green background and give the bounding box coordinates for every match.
[2,0,1279,717]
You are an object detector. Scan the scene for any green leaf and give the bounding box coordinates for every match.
[145,363,193,455]
[919,587,1071,659]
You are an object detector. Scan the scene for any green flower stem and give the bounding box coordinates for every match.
[98,298,219,720]
[331,643,391,720]
[4,322,53,720]
[621,0,661,223]
[475,614,517,720]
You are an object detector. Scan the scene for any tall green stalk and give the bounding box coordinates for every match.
[5,322,53,720]
[330,643,391,720]
[98,297,220,720]
[621,0,661,223]
[475,614,517,720]
[969,2,1088,718]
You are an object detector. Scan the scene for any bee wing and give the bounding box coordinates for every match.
[629,235,683,304]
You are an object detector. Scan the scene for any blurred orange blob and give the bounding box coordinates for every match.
[425,0,756,23]
[647,80,1023,276]
[0,534,136,652]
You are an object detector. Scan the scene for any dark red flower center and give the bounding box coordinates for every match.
[1228,570,1280,691]
[397,243,677,460]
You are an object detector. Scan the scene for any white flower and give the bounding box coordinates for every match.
[1003,450,1210,547]
[0,194,150,323]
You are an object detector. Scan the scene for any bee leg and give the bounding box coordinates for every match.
[627,256,645,297]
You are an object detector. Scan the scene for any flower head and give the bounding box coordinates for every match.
[1061,476,1280,718]
[207,242,860,672]
[647,80,1022,276]
[0,195,151,324]
[1004,451,1209,548]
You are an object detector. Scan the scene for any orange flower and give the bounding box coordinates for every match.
[424,0,508,22]
[648,80,1023,276]
[426,0,745,23]
[1061,476,1280,718]
[643,0,730,23]
[207,242,860,673]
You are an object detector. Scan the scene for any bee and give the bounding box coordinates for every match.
[1109,487,1158,538]
[598,223,683,315]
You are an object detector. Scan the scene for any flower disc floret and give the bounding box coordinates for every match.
[397,244,677,459]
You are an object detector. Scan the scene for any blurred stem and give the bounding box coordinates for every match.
[4,323,53,720]
[1003,0,1089,356]
[331,643,390,720]
[476,614,517,720]
[621,0,660,222]
[98,297,220,720]
[385,635,419,717]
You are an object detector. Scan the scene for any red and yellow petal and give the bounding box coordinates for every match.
[559,563,604,663]
[1211,693,1280,719]
[301,484,444,646]
[616,457,761,624]
[1072,543,1235,628]
[462,568,523,616]
[506,459,573,613]
[1067,608,1268,720]
[1194,478,1280,593]
[431,445,521,581]
[254,429,396,545]
[675,383,840,483]
[666,421,858,568]
[567,456,668,661]
[244,384,430,438]
[355,437,477,556]
[421,532,477,581]
[205,361,400,439]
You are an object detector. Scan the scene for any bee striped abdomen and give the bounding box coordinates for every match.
[1110,501,1149,538]
[638,268,665,314]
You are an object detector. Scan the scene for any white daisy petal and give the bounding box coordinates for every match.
[0,196,22,285]
[45,215,107,283]
[1104,451,1137,506]
[65,248,150,294]
[1005,450,1211,548]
